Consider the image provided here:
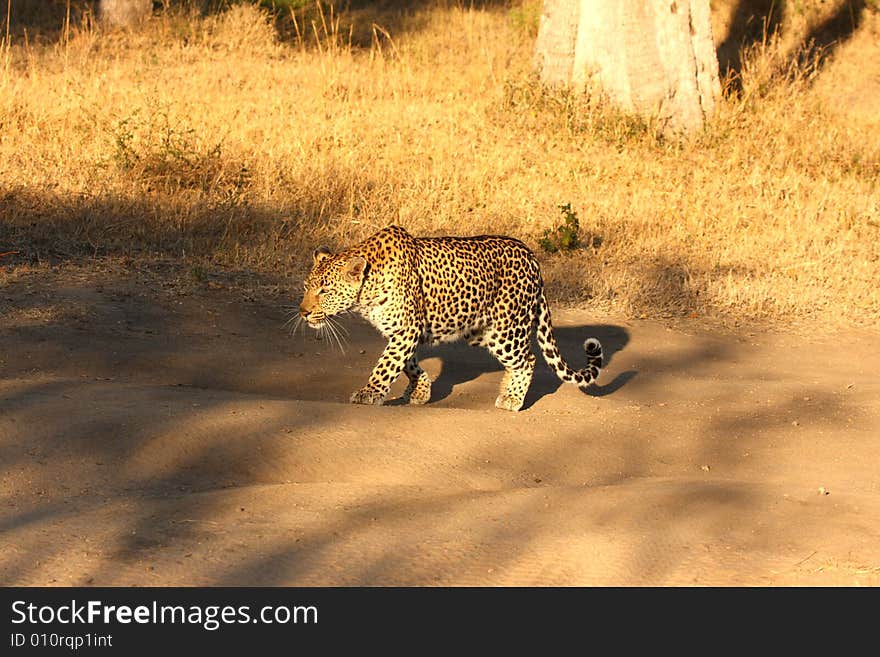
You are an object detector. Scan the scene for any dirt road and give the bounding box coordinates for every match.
[2,263,879,585]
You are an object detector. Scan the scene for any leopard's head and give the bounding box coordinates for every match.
[299,246,367,328]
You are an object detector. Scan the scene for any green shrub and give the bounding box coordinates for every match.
[539,203,581,253]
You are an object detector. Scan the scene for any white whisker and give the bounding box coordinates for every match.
[326,321,344,354]
[326,315,348,337]
[285,314,304,337]
[330,317,349,335]
[323,316,347,354]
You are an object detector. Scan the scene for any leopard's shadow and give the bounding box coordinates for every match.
[410,324,634,410]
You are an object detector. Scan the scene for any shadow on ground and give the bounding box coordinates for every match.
[2,261,878,585]
[419,324,634,410]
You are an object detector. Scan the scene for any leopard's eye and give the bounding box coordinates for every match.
[317,286,328,296]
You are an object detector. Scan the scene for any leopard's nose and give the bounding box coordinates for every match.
[299,305,309,318]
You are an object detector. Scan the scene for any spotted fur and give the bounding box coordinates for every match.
[298,225,602,411]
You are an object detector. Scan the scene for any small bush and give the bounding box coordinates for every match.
[539,203,581,253]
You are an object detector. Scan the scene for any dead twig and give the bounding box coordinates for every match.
[791,550,818,569]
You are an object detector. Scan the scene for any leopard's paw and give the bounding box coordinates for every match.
[403,373,432,405]
[494,393,525,412]
[350,387,386,406]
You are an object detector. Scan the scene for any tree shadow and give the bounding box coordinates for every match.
[718,0,872,89]
[4,1,96,42]
[798,0,869,67]
[0,178,349,274]
[3,0,518,50]
[717,0,786,80]
[212,370,877,585]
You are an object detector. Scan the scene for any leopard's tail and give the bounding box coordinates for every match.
[535,289,602,389]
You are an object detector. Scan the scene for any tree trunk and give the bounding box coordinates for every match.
[98,0,153,28]
[534,0,721,135]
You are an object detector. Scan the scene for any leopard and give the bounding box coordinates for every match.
[298,225,603,411]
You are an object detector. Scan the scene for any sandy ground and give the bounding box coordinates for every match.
[1,262,879,586]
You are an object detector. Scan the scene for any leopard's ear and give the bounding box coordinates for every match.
[313,246,332,265]
[343,256,367,283]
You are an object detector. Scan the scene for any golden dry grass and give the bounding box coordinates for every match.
[1,0,878,326]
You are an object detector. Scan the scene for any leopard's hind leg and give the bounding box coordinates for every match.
[402,355,432,405]
[483,318,536,412]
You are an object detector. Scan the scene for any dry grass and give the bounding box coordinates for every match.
[1,0,878,326]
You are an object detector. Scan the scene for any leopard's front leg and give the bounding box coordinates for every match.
[350,327,420,406]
